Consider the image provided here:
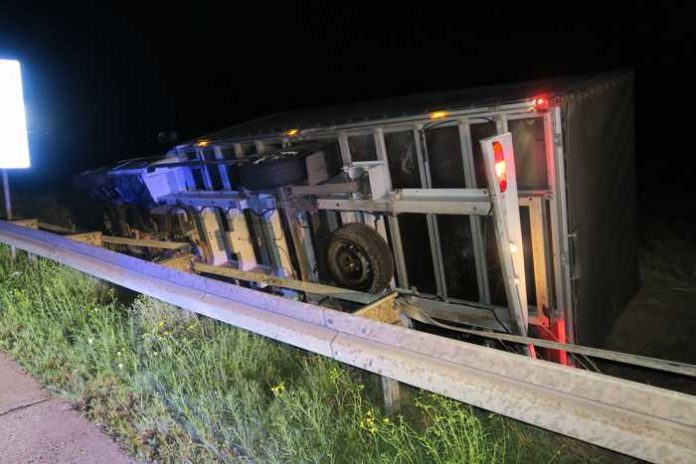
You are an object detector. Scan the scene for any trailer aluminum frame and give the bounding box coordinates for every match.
[76,71,637,356]
[178,104,569,343]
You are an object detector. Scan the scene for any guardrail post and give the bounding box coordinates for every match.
[381,376,401,415]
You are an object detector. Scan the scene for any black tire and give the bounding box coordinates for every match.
[239,156,306,190]
[326,223,394,293]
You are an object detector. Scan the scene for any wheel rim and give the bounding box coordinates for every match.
[334,240,372,289]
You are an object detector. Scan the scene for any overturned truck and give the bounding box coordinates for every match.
[76,71,637,358]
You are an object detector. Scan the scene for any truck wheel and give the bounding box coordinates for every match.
[326,223,394,293]
[239,156,306,190]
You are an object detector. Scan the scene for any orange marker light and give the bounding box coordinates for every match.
[196,140,210,147]
[285,128,300,137]
[429,110,449,120]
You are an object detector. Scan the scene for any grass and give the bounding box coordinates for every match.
[0,245,608,463]
[640,216,696,286]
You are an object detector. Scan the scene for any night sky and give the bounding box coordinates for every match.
[1,2,694,217]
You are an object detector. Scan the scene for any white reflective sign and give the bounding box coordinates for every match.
[0,59,30,168]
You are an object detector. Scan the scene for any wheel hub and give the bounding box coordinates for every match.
[335,241,372,287]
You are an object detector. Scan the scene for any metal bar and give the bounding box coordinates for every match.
[187,103,535,147]
[337,133,359,224]
[373,129,392,190]
[410,127,443,294]
[374,129,408,288]
[162,191,276,210]
[326,211,340,231]
[246,212,272,267]
[2,170,11,221]
[213,146,233,190]
[193,261,377,305]
[545,109,575,341]
[101,235,191,251]
[338,133,352,165]
[259,209,295,278]
[289,181,360,196]
[397,188,488,199]
[402,296,511,332]
[361,164,390,244]
[276,187,316,282]
[428,214,449,297]
[195,148,214,190]
[402,304,696,378]
[2,171,14,259]
[204,113,542,165]
[1,220,694,464]
[496,113,509,134]
[232,143,244,158]
[254,140,267,154]
[316,197,491,216]
[416,126,448,297]
[386,216,408,287]
[459,121,491,303]
[518,189,552,199]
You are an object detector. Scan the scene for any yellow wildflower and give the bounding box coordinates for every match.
[271,381,286,395]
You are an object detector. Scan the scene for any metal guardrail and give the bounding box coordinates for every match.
[1,220,694,464]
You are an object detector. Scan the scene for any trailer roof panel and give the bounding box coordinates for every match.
[193,70,632,144]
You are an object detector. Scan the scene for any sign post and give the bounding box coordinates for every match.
[0,59,31,221]
[2,169,10,220]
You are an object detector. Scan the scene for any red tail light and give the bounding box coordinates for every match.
[533,95,550,112]
[492,141,507,192]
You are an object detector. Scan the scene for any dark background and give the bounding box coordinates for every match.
[1,1,694,220]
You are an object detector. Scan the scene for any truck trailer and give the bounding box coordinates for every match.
[76,70,637,357]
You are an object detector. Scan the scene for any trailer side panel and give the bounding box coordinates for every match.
[562,73,638,346]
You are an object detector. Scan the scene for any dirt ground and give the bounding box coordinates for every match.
[598,217,696,394]
[600,283,696,395]
[0,353,136,464]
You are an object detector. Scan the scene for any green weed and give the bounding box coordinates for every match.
[0,245,610,463]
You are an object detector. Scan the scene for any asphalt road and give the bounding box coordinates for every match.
[0,353,136,464]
